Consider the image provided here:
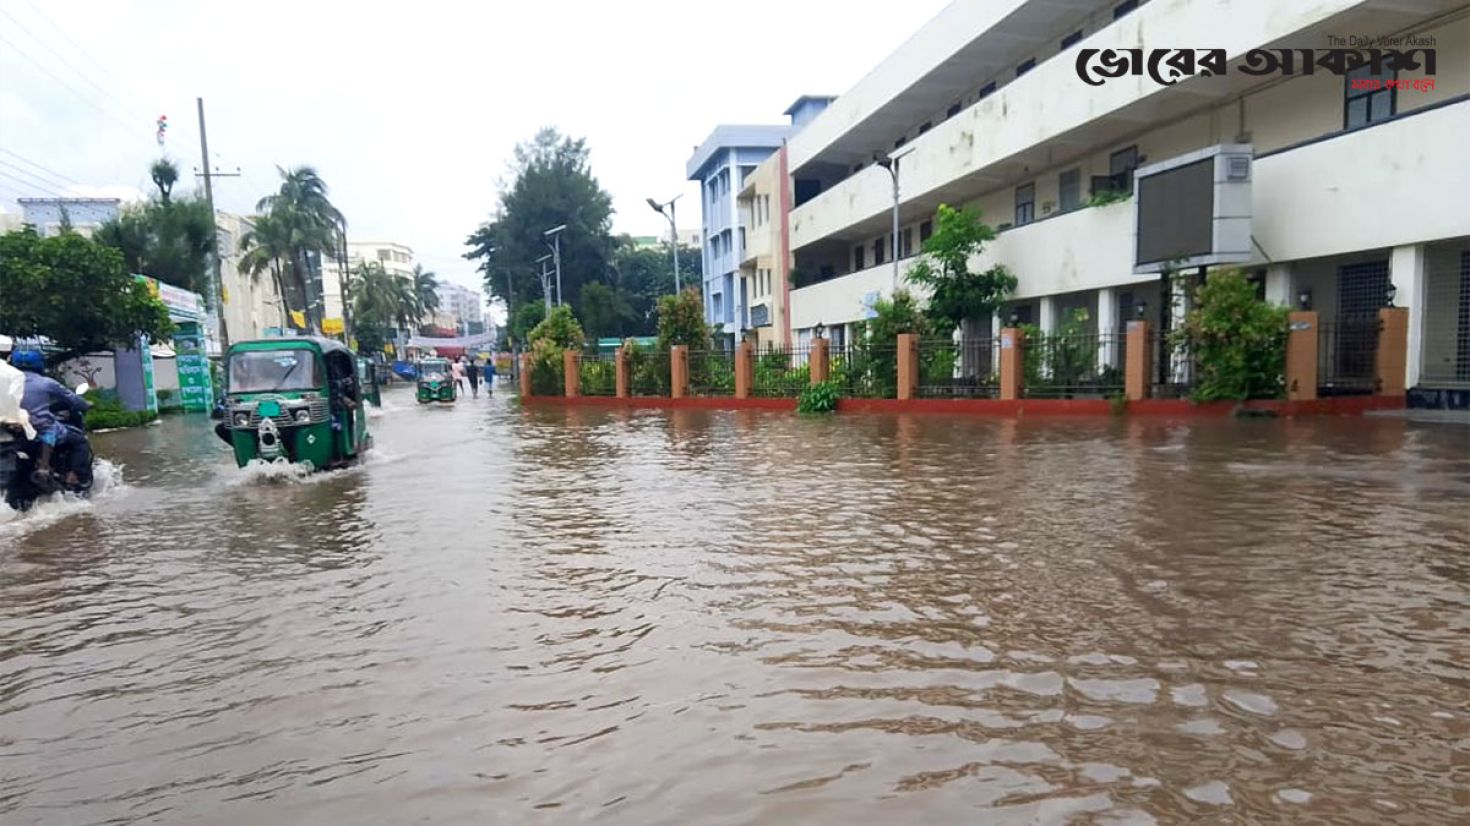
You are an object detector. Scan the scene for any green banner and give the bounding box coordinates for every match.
[173,322,213,412]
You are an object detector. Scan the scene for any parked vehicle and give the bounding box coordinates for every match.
[215,337,381,470]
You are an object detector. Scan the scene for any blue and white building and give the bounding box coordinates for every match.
[687,96,833,344]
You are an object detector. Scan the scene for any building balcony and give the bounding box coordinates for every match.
[789,0,1367,250]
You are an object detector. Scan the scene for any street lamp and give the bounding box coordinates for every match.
[874,144,916,291]
[544,225,566,307]
[536,253,554,312]
[646,196,683,293]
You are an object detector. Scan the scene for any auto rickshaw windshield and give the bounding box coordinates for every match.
[229,350,322,393]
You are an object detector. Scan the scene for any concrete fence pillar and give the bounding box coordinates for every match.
[999,327,1024,401]
[734,342,753,399]
[563,349,580,398]
[1286,310,1319,402]
[810,337,830,384]
[615,345,630,398]
[518,352,533,397]
[1376,307,1409,396]
[1125,320,1151,401]
[896,334,919,400]
[670,345,689,398]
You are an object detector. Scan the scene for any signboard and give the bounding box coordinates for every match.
[323,317,345,335]
[137,275,206,322]
[139,337,157,413]
[172,322,213,412]
[1133,143,1253,273]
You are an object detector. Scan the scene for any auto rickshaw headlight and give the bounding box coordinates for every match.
[294,409,311,423]
[232,412,250,427]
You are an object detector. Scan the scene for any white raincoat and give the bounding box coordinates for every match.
[0,359,36,441]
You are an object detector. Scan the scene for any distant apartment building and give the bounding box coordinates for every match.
[17,197,120,238]
[628,230,701,251]
[214,212,288,340]
[782,0,1468,393]
[686,96,834,345]
[317,240,417,323]
[435,282,485,334]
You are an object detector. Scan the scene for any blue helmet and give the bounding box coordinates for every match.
[9,349,44,373]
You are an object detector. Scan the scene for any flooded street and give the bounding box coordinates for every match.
[1,389,1467,824]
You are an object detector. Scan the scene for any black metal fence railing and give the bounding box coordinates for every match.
[1318,318,1380,396]
[1023,330,1128,398]
[1149,331,1197,399]
[626,347,671,397]
[578,352,617,396]
[688,349,737,396]
[829,343,898,398]
[752,344,812,398]
[917,337,1001,398]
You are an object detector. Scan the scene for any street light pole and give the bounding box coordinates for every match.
[875,145,914,292]
[646,195,683,293]
[544,224,566,307]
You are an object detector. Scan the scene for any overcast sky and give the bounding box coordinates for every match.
[0,0,950,294]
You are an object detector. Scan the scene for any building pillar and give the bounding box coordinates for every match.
[999,327,1024,401]
[1265,263,1293,307]
[734,341,753,399]
[670,345,689,398]
[615,344,630,398]
[1096,287,1117,372]
[1376,307,1409,396]
[1038,295,1058,333]
[1125,320,1151,401]
[518,352,533,397]
[1389,244,1426,389]
[896,333,919,400]
[810,337,830,384]
[991,312,1004,340]
[1286,311,1319,402]
[563,349,580,398]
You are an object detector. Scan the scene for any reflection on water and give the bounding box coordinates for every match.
[2,394,1467,825]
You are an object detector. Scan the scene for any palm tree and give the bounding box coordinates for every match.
[254,166,343,333]
[351,261,418,341]
[150,158,179,204]
[237,212,294,329]
[411,264,440,325]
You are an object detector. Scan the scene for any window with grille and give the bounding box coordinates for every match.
[1345,65,1396,129]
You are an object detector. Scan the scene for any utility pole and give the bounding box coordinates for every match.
[195,97,238,349]
[544,224,566,307]
[537,254,554,312]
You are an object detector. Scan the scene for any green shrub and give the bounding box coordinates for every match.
[82,389,159,430]
[627,343,670,396]
[579,359,617,395]
[797,380,840,414]
[1173,269,1290,401]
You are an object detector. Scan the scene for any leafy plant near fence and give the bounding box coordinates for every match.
[753,351,808,396]
[1017,309,1116,397]
[1172,269,1289,401]
[689,351,734,395]
[526,306,584,395]
[579,358,617,395]
[627,343,670,396]
[83,388,159,430]
[797,380,839,414]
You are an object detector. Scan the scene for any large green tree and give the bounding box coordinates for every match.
[608,236,703,336]
[0,227,173,363]
[95,159,216,295]
[905,203,1017,335]
[464,128,615,321]
[246,165,344,332]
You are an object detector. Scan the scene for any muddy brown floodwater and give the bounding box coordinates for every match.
[2,388,1467,825]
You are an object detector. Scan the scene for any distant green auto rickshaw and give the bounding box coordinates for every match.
[416,358,455,403]
[216,337,381,470]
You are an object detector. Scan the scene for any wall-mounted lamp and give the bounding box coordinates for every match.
[1385,284,1397,308]
[1297,289,1313,311]
[1134,300,1148,319]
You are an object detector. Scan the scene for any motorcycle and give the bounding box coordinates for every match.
[0,379,95,512]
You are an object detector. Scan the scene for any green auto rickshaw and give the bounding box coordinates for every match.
[217,337,381,470]
[416,357,456,403]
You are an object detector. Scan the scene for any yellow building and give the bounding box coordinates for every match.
[736,145,792,350]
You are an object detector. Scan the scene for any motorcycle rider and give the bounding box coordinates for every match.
[10,349,91,486]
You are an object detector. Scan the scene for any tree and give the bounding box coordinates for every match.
[1174,269,1290,401]
[150,158,179,204]
[579,281,637,342]
[0,227,173,364]
[250,165,344,332]
[95,160,215,295]
[526,305,585,395]
[609,236,703,335]
[236,211,294,321]
[509,301,546,348]
[411,264,440,325]
[464,128,615,321]
[656,287,711,350]
[904,204,1017,336]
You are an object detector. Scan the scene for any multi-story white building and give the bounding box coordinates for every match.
[435,282,485,334]
[318,240,417,323]
[687,96,834,345]
[214,211,288,342]
[784,0,1469,395]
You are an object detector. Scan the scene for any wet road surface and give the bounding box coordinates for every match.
[2,386,1467,824]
